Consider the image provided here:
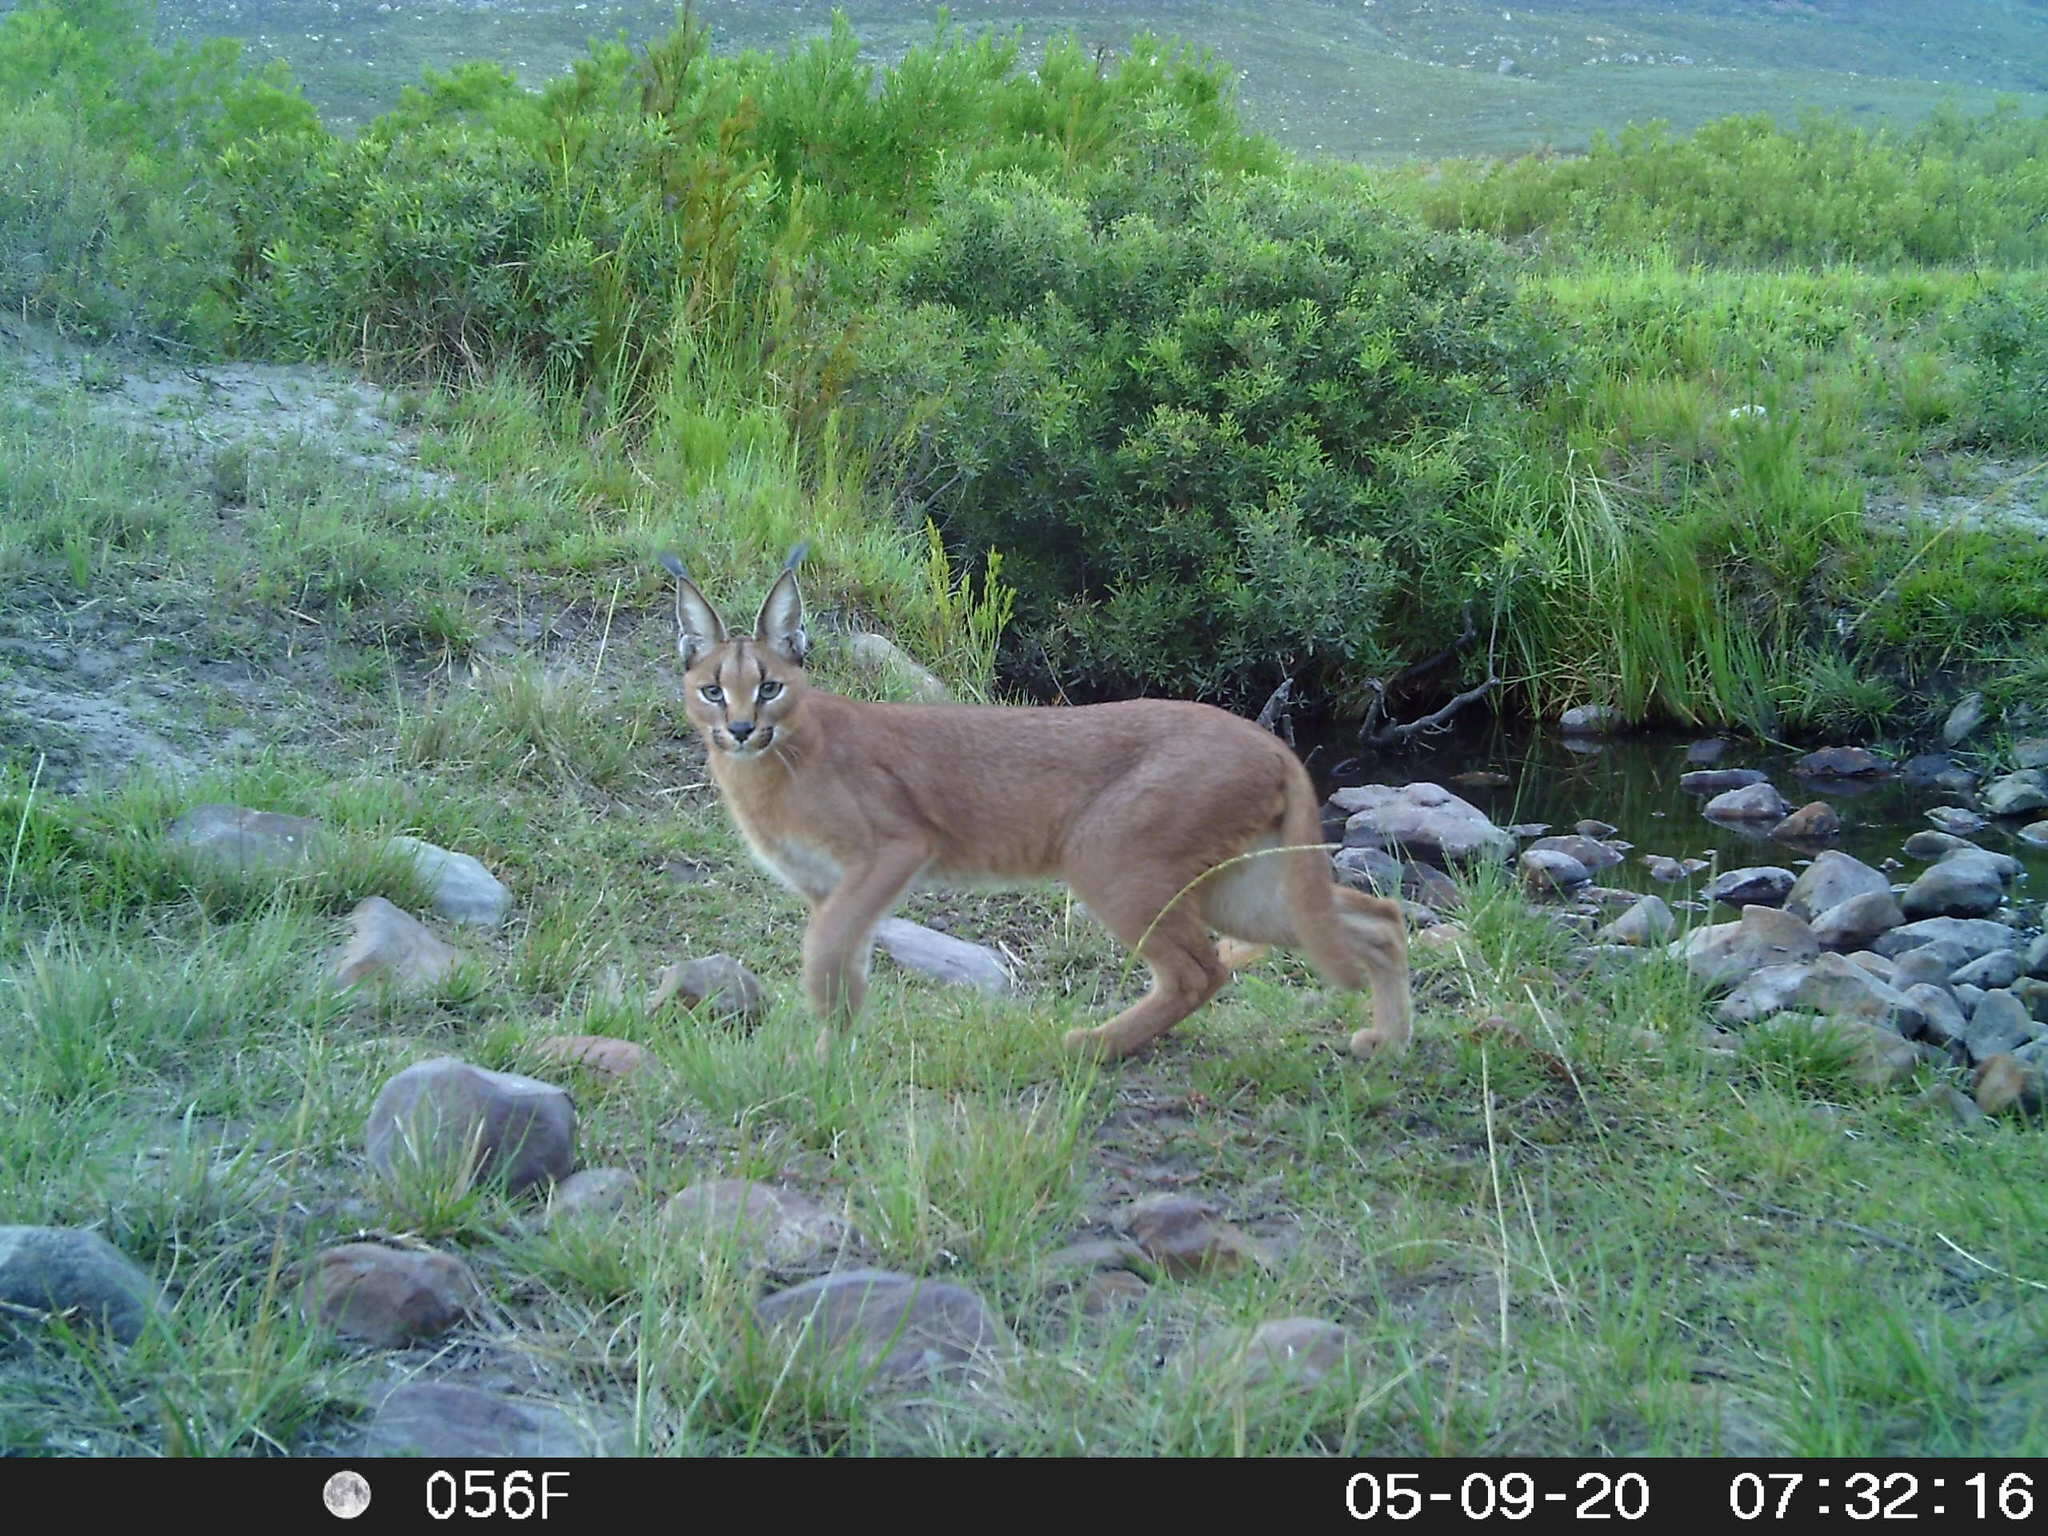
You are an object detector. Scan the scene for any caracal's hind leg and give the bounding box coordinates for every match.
[1334,886,1414,1058]
[1061,867,1231,1062]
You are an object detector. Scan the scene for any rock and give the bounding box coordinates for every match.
[1527,834,1624,871]
[1520,848,1591,893]
[1902,752,1957,784]
[1914,1082,1985,1126]
[1901,852,2010,920]
[1845,951,1896,982]
[383,835,511,926]
[2013,737,2048,771]
[532,1035,649,1082]
[1870,918,2018,963]
[1686,738,1733,765]
[1042,1238,1153,1278]
[2028,933,2048,979]
[1943,691,1990,746]
[1892,943,1968,989]
[662,1180,857,1269]
[1794,747,1887,778]
[332,896,464,993]
[1964,992,2037,1064]
[1906,984,1966,1046]
[1333,845,1403,896]
[1113,1193,1269,1277]
[1703,782,1793,822]
[646,954,764,1024]
[1332,782,1515,865]
[872,918,1014,994]
[301,1242,483,1348]
[546,1168,640,1226]
[846,632,950,703]
[1785,850,1892,921]
[166,803,328,871]
[1574,819,1619,839]
[1771,802,1841,841]
[1506,823,1553,839]
[1952,951,2023,990]
[1925,806,1989,837]
[1176,1318,1356,1396]
[1641,854,1709,882]
[1810,890,1906,950]
[360,1383,613,1458]
[1670,906,1819,990]
[1559,704,1624,734]
[1955,983,1986,1016]
[1402,862,1465,910]
[0,1227,157,1345]
[1705,867,1796,909]
[1595,895,1675,947]
[1449,770,1511,788]
[1715,953,1923,1034]
[365,1058,575,1200]
[754,1269,1013,1385]
[2017,820,2048,848]
[1904,830,1979,860]
[1679,768,1769,794]
[1751,1015,1920,1089]
[1982,771,2048,818]
[1079,1270,1151,1315]
[1972,1054,2045,1116]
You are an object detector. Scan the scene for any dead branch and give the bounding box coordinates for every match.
[1361,671,1499,746]
[1254,675,1297,746]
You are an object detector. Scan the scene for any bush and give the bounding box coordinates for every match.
[1952,280,2048,448]
[847,160,1563,705]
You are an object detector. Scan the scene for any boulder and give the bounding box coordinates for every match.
[1332,782,1515,866]
[365,1057,575,1199]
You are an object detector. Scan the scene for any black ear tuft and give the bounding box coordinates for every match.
[783,540,811,572]
[658,551,691,582]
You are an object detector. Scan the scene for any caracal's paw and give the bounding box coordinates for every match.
[1349,1026,1413,1062]
[1063,1024,1140,1063]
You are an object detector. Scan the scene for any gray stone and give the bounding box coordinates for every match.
[662,1180,858,1269]
[1785,851,1891,922]
[1771,802,1841,841]
[1574,819,1619,839]
[646,954,765,1024]
[1640,854,1710,882]
[2014,738,2048,771]
[546,1168,641,1227]
[366,1057,575,1199]
[1901,753,1957,784]
[1845,951,1896,982]
[1703,782,1793,822]
[846,631,950,703]
[2022,820,2048,848]
[1679,769,1768,794]
[1176,1317,1357,1396]
[0,1227,157,1345]
[1794,747,1887,778]
[1905,984,1966,1046]
[383,835,511,926]
[1686,738,1732,765]
[1982,771,2048,818]
[1333,845,1403,896]
[360,1383,614,1458]
[1810,890,1906,950]
[1870,918,2018,963]
[1901,852,2009,920]
[873,918,1015,995]
[1955,983,1987,1016]
[1903,830,1977,861]
[301,1242,482,1348]
[1914,1082,1985,1125]
[2027,934,2048,980]
[1943,691,1989,746]
[1669,906,1818,990]
[332,896,464,993]
[1749,1015,1920,1089]
[1952,951,2024,990]
[1715,952,1923,1035]
[1114,1193,1270,1277]
[1926,806,1990,837]
[1520,848,1591,892]
[1527,834,1625,870]
[1594,895,1675,947]
[167,803,328,871]
[1891,942,1969,989]
[2012,977,2048,1024]
[1973,1054,2046,1117]
[754,1269,1014,1385]
[1964,992,2036,1064]
[1705,866,1796,908]
[1559,704,1623,734]
[1332,782,1515,865]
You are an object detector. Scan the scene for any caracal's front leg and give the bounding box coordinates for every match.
[802,839,931,1062]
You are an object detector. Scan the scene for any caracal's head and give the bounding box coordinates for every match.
[659,546,811,763]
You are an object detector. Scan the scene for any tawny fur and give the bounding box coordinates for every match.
[662,554,1413,1065]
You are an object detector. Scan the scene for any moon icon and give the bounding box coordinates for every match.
[323,1470,373,1520]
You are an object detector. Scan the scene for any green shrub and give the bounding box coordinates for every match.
[1951,280,2048,448]
[846,162,1562,704]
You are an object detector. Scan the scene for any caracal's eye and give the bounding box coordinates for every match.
[758,679,783,702]
[699,684,724,704]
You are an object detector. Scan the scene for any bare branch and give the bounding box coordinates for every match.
[1362,672,1499,747]
[1254,675,1297,745]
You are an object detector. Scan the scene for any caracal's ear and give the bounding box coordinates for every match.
[660,551,727,669]
[753,542,811,666]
